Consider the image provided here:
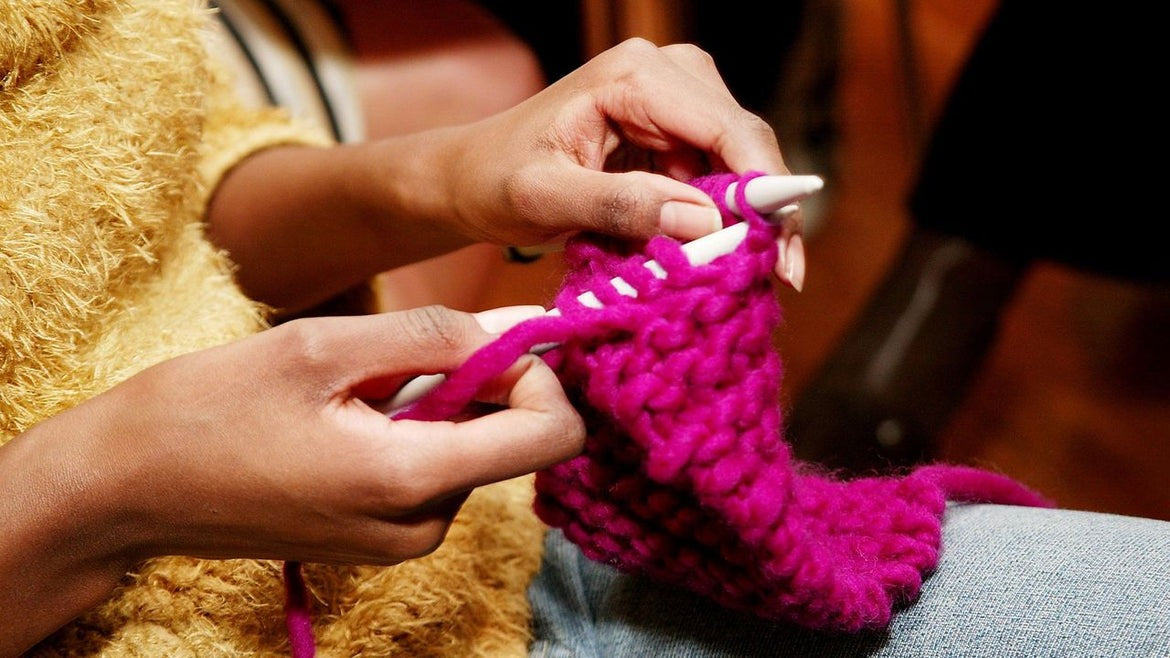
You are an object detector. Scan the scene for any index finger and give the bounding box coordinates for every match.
[592,39,787,176]
[386,356,585,495]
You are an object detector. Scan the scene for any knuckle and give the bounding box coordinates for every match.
[501,164,548,233]
[741,113,780,147]
[612,36,658,60]
[377,454,444,512]
[596,184,644,236]
[661,42,715,69]
[556,408,587,454]
[269,318,331,373]
[592,38,656,81]
[521,359,587,455]
[400,305,472,353]
[526,410,586,468]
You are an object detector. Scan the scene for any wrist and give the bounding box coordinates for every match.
[0,410,143,652]
[363,127,478,258]
[2,410,145,569]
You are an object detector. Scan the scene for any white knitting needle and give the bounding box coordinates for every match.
[385,175,824,412]
[728,173,823,217]
[509,174,821,260]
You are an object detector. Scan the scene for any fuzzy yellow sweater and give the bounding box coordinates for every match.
[1,1,544,655]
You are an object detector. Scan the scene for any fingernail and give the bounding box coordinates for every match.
[773,203,800,220]
[659,201,723,240]
[775,234,790,283]
[785,234,806,292]
[473,305,546,334]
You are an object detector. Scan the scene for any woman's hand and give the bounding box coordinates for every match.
[0,305,580,654]
[443,39,790,244]
[208,40,805,313]
[430,39,806,288]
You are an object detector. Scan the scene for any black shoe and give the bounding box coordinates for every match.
[785,229,1028,475]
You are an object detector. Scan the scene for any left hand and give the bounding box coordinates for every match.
[417,38,805,288]
[209,39,807,312]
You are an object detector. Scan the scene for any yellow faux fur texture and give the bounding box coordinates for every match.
[32,477,544,658]
[0,0,113,91]
[3,1,546,655]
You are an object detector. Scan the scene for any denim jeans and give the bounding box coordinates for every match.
[529,504,1170,657]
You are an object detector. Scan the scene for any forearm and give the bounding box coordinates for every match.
[205,128,473,314]
[0,420,137,656]
[204,37,802,314]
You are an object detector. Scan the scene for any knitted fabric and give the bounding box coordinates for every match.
[287,172,1052,649]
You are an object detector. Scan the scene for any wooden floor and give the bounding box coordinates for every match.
[471,1,1170,522]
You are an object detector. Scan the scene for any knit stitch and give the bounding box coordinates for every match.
[290,172,1052,647]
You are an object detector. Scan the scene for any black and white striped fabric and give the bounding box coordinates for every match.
[205,0,365,143]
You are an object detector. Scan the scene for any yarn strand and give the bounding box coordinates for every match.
[284,561,316,658]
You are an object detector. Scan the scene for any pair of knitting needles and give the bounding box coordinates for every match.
[386,174,825,412]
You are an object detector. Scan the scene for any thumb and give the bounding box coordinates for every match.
[344,305,543,403]
[270,308,493,403]
[545,169,723,241]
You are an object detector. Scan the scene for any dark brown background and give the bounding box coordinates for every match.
[455,1,1170,522]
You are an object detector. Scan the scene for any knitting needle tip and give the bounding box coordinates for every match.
[727,174,824,217]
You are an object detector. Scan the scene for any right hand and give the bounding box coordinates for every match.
[0,305,581,654]
[97,305,581,564]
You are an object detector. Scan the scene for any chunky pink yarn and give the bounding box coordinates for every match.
[286,172,1052,653]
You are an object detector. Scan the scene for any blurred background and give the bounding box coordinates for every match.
[469,0,1170,522]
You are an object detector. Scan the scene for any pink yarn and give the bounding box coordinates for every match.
[286,172,1052,651]
[284,561,315,658]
